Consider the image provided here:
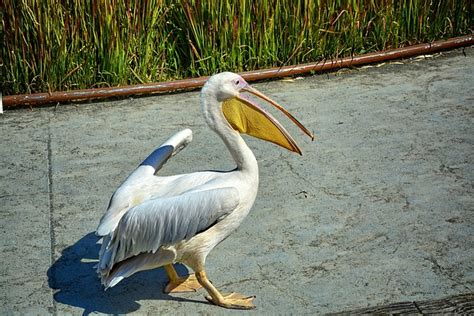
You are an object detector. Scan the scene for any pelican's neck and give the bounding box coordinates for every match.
[201,88,258,173]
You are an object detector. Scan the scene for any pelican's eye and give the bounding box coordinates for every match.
[234,79,240,86]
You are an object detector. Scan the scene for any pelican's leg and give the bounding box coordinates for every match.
[195,271,256,309]
[163,264,202,293]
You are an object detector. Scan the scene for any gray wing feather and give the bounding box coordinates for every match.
[96,129,193,237]
[99,187,239,272]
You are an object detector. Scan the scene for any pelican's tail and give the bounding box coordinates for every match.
[98,247,176,289]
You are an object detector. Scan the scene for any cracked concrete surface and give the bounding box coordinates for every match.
[1,47,473,314]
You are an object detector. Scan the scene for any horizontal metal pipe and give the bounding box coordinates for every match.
[3,35,473,108]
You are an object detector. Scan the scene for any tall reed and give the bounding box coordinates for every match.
[1,0,472,95]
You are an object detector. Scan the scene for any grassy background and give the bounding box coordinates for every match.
[1,0,472,95]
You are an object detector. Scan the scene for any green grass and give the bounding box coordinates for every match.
[1,0,472,95]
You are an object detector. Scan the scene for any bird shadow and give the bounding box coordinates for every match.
[47,232,207,315]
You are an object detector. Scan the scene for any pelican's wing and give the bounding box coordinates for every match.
[96,129,193,237]
[98,187,240,273]
[140,128,193,175]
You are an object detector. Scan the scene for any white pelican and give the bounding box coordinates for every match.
[96,72,313,309]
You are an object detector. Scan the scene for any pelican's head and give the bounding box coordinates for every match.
[204,72,246,102]
[202,72,314,155]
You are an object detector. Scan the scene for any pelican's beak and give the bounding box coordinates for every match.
[221,84,314,155]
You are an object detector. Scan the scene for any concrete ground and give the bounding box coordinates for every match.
[1,47,472,315]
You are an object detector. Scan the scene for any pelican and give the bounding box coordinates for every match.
[96,72,313,309]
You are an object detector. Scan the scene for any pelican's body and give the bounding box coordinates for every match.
[96,72,313,309]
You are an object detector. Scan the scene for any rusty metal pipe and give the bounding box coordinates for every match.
[3,35,473,108]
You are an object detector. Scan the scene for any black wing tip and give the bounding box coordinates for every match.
[140,145,175,171]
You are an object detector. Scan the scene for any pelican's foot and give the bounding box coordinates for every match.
[164,274,202,293]
[205,292,256,310]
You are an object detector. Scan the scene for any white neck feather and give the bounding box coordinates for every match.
[201,85,258,173]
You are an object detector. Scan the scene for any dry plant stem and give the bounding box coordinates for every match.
[3,35,473,108]
[2,0,471,95]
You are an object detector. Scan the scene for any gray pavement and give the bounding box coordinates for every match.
[1,47,473,315]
